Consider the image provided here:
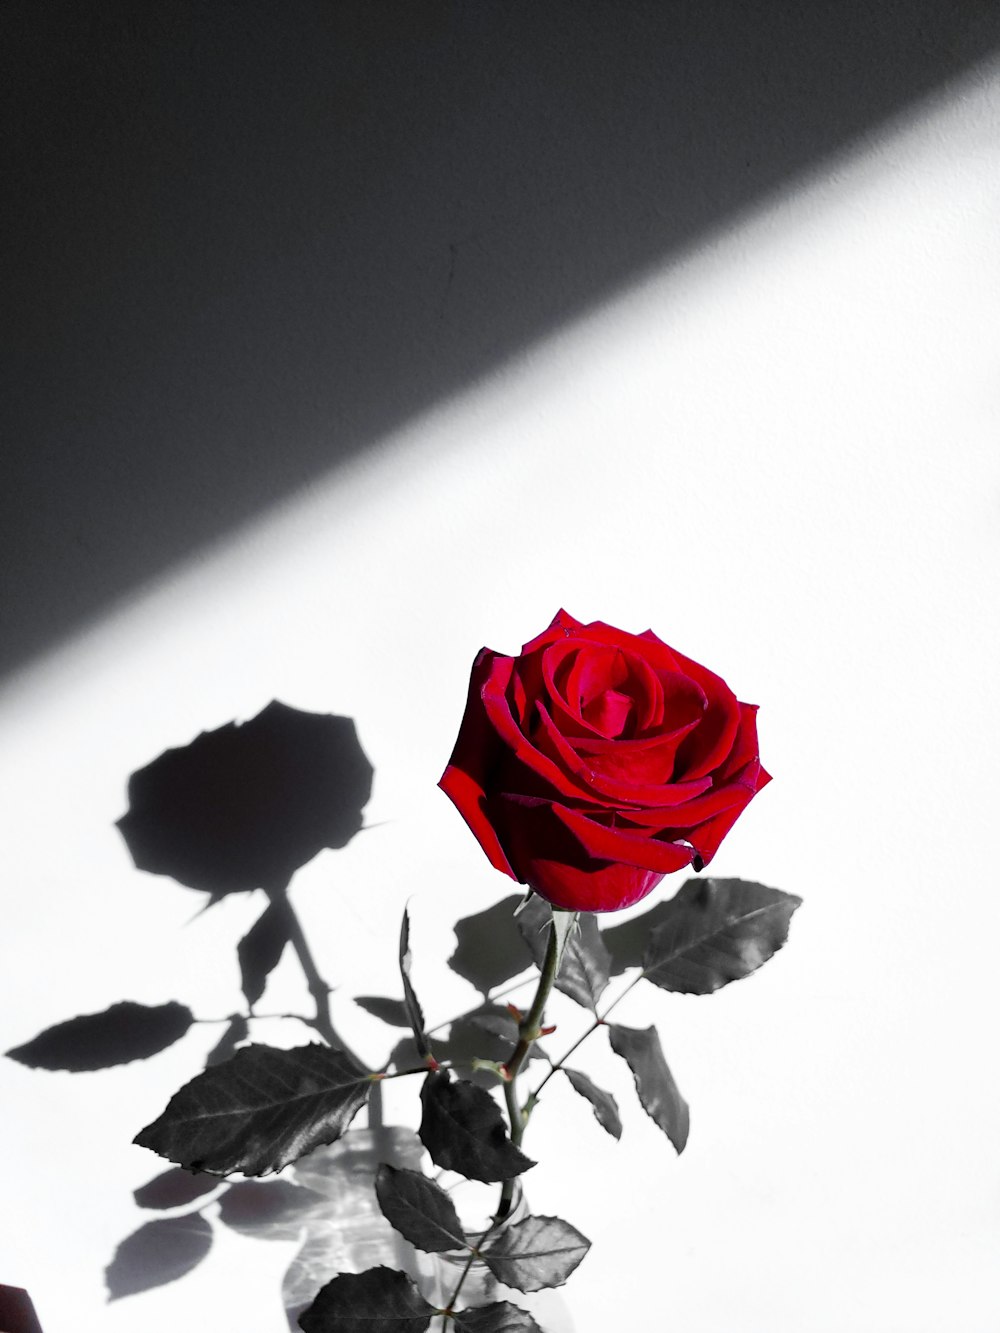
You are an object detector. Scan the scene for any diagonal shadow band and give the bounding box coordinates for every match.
[3,1,999,680]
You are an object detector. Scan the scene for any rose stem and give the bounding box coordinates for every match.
[439,1247,479,1321]
[522,971,645,1121]
[441,1204,507,1320]
[263,882,383,1127]
[496,910,574,1220]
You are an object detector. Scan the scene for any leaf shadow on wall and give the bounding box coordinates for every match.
[5,700,382,1311]
[3,695,561,1326]
[3,694,804,1324]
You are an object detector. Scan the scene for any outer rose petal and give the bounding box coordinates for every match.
[719,702,762,778]
[668,647,741,780]
[493,795,691,912]
[676,761,772,865]
[583,621,684,675]
[525,860,668,913]
[519,608,584,655]
[439,762,517,880]
[612,779,751,829]
[438,649,518,880]
[551,804,696,875]
[679,791,753,866]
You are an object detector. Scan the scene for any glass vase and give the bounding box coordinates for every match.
[431,1175,576,1333]
[282,1125,434,1329]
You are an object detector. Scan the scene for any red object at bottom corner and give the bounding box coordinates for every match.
[0,1286,43,1333]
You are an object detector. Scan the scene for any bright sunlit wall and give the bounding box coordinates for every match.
[2,58,998,1333]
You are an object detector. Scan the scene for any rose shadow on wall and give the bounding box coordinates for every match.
[4,685,801,1326]
[4,700,384,1311]
[0,699,596,1323]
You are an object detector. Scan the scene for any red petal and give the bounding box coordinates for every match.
[438,649,518,879]
[481,657,595,802]
[534,701,713,807]
[668,756,771,864]
[681,793,754,865]
[520,609,584,655]
[718,702,761,778]
[614,781,749,829]
[668,649,741,780]
[552,803,697,875]
[574,720,701,786]
[492,794,677,912]
[581,621,684,674]
[530,858,668,912]
[584,687,634,738]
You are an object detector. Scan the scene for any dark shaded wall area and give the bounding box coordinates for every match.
[3,1,998,679]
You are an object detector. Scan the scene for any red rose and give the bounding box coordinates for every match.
[439,611,770,913]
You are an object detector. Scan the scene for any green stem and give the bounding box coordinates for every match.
[440,1203,510,1319]
[526,970,644,1111]
[496,910,575,1219]
[376,1061,453,1080]
[441,1246,479,1317]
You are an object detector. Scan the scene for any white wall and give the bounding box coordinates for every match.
[2,56,998,1333]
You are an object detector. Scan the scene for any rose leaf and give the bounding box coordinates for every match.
[134,1042,372,1176]
[480,1214,591,1293]
[238,898,292,1008]
[514,894,551,968]
[298,1267,436,1333]
[607,1023,689,1153]
[557,913,611,1011]
[399,907,431,1059]
[5,1001,194,1071]
[600,898,680,974]
[641,878,802,995]
[453,1301,543,1332]
[562,1067,622,1140]
[517,899,607,1011]
[374,1164,467,1253]
[354,996,412,1027]
[419,1071,535,1183]
[105,1214,213,1300]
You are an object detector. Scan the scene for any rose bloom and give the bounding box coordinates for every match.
[439,611,770,913]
